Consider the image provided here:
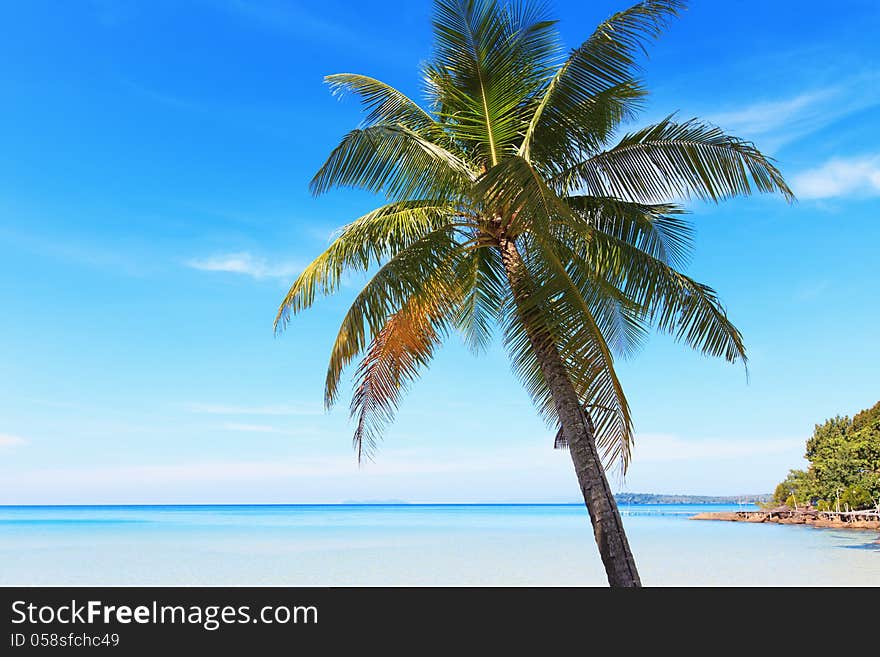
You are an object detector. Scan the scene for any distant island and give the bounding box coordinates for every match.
[336,496,771,505]
[336,495,773,505]
[615,493,770,505]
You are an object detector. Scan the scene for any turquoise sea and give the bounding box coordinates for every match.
[1,504,877,586]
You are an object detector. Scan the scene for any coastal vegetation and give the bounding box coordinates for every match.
[771,401,880,512]
[276,0,791,587]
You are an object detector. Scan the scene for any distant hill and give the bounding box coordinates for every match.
[615,493,771,505]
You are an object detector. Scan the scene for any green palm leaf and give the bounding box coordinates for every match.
[454,241,508,353]
[560,219,747,364]
[564,195,693,268]
[527,232,636,468]
[560,116,795,202]
[431,0,559,164]
[325,73,441,134]
[310,124,475,200]
[323,226,462,409]
[521,0,685,162]
[275,200,458,330]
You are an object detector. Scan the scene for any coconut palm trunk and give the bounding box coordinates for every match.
[500,237,640,587]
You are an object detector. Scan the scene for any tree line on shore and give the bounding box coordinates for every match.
[772,401,880,511]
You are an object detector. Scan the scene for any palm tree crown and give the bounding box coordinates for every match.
[276,0,792,471]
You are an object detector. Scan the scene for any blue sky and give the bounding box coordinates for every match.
[1,0,878,503]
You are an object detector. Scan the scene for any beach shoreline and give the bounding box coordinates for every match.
[691,509,880,531]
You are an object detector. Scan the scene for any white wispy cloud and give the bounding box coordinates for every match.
[0,433,27,447]
[704,76,880,151]
[186,252,300,280]
[791,155,880,199]
[707,90,833,138]
[187,402,322,416]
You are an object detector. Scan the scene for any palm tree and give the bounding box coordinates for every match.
[275,0,792,587]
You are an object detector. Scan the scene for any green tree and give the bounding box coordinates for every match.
[276,0,791,587]
[773,401,880,510]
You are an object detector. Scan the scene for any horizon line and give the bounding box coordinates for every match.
[0,500,768,509]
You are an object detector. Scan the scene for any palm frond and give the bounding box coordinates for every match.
[500,244,635,471]
[525,229,636,469]
[454,240,508,352]
[650,274,746,366]
[564,195,693,268]
[323,226,462,409]
[430,0,560,165]
[560,219,747,365]
[310,124,476,200]
[476,154,562,236]
[350,299,445,462]
[560,116,795,202]
[325,73,440,134]
[479,156,650,359]
[521,0,685,162]
[552,235,650,359]
[275,200,458,330]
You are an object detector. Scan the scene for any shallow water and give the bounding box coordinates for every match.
[1,504,877,586]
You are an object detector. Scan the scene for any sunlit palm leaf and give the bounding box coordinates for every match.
[350,300,445,462]
[431,0,559,164]
[310,124,475,200]
[527,232,636,468]
[521,0,684,162]
[326,73,439,133]
[560,116,794,202]
[454,241,508,353]
[324,226,462,408]
[275,201,458,330]
[499,248,634,470]
[565,195,693,268]
[560,219,747,364]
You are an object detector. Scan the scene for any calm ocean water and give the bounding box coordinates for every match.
[1,504,877,586]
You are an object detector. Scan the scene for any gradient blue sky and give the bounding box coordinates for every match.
[2,0,878,503]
